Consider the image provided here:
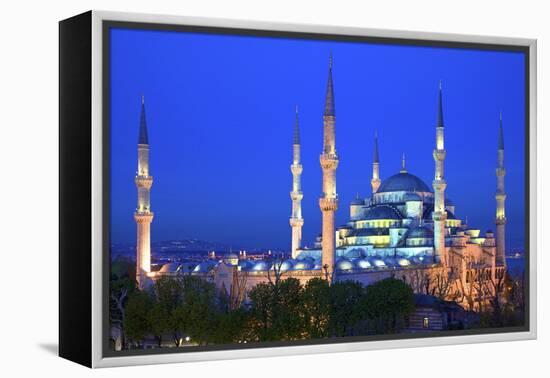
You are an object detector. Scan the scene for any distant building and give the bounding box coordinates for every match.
[404,294,474,332]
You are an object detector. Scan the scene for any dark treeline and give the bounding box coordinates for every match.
[110,265,415,349]
[109,257,525,350]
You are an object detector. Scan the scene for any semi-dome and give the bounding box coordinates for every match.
[408,225,434,238]
[377,172,431,193]
[363,205,402,220]
[345,248,366,259]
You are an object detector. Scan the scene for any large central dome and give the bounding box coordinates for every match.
[377,172,432,193]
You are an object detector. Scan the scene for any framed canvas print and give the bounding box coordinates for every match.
[59,10,537,368]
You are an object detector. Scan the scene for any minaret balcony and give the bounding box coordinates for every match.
[433,149,446,161]
[289,217,304,227]
[496,167,506,176]
[432,210,447,221]
[134,212,154,223]
[495,216,507,225]
[432,180,447,191]
[495,193,507,201]
[290,191,303,201]
[320,153,339,170]
[135,175,153,189]
[319,197,339,211]
[291,164,303,175]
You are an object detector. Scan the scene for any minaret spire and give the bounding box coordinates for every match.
[371,130,381,194]
[324,52,335,118]
[437,80,444,128]
[319,54,339,282]
[290,105,304,258]
[495,111,507,266]
[138,95,149,145]
[432,82,448,266]
[294,105,300,145]
[135,96,154,289]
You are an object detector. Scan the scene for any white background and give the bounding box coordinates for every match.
[0,0,547,376]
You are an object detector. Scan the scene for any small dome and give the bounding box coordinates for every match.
[313,260,322,270]
[404,192,422,202]
[252,260,272,271]
[336,258,354,271]
[396,257,411,267]
[378,172,431,193]
[238,260,254,270]
[279,260,294,271]
[384,257,397,267]
[355,258,372,269]
[179,262,196,273]
[408,225,434,238]
[159,263,180,273]
[363,205,402,220]
[225,253,239,260]
[293,260,313,270]
[193,261,216,273]
[370,257,386,267]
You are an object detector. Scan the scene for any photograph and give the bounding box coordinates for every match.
[107,24,527,353]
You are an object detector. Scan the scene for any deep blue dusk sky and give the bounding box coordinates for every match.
[110,28,526,252]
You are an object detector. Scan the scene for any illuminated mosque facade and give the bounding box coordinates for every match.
[135,57,507,306]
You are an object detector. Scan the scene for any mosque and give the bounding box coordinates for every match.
[134,56,507,308]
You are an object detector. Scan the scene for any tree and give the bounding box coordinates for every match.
[273,278,305,340]
[360,278,415,334]
[109,258,137,349]
[328,280,365,337]
[148,276,184,346]
[175,275,221,345]
[147,302,171,347]
[248,282,275,341]
[109,277,134,348]
[302,278,331,338]
[124,290,152,346]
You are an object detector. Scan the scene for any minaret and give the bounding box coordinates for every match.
[371,131,381,194]
[290,106,304,259]
[495,112,507,266]
[134,96,154,289]
[432,82,447,266]
[319,54,339,281]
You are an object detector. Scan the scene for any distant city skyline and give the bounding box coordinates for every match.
[110,28,526,252]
